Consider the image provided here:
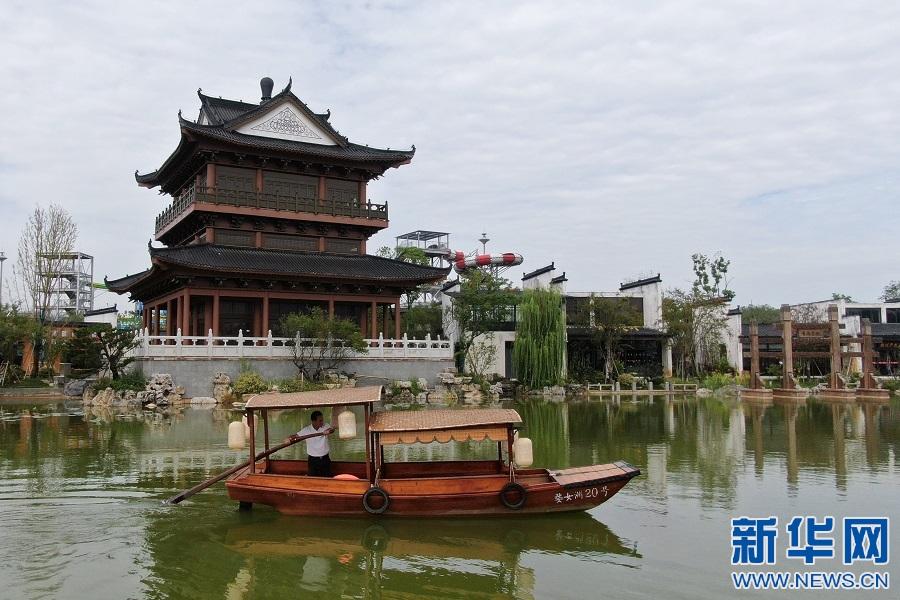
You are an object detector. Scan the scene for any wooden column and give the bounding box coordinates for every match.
[262,294,270,334]
[248,409,256,474]
[749,322,761,389]
[206,163,216,188]
[262,409,270,472]
[829,305,843,389]
[382,305,389,337]
[142,306,148,330]
[154,306,161,336]
[360,305,368,337]
[182,293,191,336]
[317,176,326,201]
[780,304,794,389]
[358,181,367,205]
[166,300,173,335]
[370,301,377,338]
[394,302,401,340]
[212,293,220,336]
[328,299,335,319]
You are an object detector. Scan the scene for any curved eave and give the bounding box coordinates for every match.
[179,117,415,167]
[105,268,155,293]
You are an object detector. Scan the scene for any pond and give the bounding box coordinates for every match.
[0,395,897,599]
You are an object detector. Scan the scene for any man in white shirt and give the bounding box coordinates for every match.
[285,410,335,477]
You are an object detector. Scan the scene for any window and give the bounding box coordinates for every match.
[325,238,360,254]
[846,307,881,324]
[215,229,255,247]
[263,234,318,251]
[326,178,358,204]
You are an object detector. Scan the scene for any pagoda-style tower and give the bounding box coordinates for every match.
[108,77,448,338]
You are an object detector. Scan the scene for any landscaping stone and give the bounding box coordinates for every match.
[212,372,234,403]
[65,379,89,397]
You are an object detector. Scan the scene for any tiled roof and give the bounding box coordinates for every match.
[522,263,554,281]
[179,118,415,164]
[620,274,661,291]
[106,244,449,293]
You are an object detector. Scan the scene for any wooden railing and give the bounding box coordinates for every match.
[155,184,389,233]
[132,329,452,360]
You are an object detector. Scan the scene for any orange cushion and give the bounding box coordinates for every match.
[333,473,359,480]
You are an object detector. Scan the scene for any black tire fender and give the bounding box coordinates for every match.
[362,486,390,514]
[499,482,527,510]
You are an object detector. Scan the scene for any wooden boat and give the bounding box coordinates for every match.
[225,386,639,517]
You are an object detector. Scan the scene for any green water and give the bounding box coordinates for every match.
[0,395,897,599]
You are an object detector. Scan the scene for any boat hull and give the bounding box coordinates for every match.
[225,461,639,517]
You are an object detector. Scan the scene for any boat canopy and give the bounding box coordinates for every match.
[370,408,522,445]
[244,386,382,410]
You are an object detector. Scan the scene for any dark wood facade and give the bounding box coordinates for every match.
[108,79,448,336]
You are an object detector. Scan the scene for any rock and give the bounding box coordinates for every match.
[395,380,412,389]
[213,372,234,403]
[82,386,97,405]
[190,396,218,405]
[145,403,157,409]
[696,387,713,397]
[175,385,185,395]
[92,387,116,407]
[416,378,429,390]
[64,379,89,397]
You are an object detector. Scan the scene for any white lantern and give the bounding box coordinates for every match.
[228,421,245,450]
[513,437,533,468]
[242,414,257,440]
[338,409,357,439]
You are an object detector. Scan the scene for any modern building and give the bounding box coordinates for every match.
[439,264,673,379]
[107,77,449,338]
[43,251,94,320]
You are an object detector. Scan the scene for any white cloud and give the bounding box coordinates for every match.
[1,0,899,306]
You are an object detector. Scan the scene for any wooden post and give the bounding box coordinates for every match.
[394,302,401,340]
[212,293,220,336]
[154,306,161,336]
[370,301,377,339]
[142,306,148,330]
[206,163,216,189]
[328,299,335,319]
[862,319,878,389]
[182,293,191,337]
[166,299,173,335]
[781,304,794,389]
[262,409,270,472]
[382,304,388,337]
[506,426,516,482]
[749,322,761,389]
[317,176,326,202]
[262,294,270,335]
[829,305,843,389]
[248,409,256,474]
[364,404,372,483]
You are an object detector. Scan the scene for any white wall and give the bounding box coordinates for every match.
[724,311,743,374]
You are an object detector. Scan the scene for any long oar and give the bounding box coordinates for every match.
[165,430,326,505]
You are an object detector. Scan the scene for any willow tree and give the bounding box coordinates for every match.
[512,288,566,388]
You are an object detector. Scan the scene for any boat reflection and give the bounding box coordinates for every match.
[219,512,639,599]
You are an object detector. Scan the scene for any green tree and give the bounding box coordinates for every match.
[512,288,566,388]
[0,305,38,369]
[403,304,443,338]
[377,245,431,307]
[446,269,516,373]
[281,308,367,381]
[663,289,728,378]
[831,292,853,302]
[740,304,780,325]
[570,296,641,382]
[880,281,900,302]
[63,326,103,371]
[93,326,139,379]
[691,253,735,301]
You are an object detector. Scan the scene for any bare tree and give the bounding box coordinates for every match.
[14,204,79,317]
[13,204,78,375]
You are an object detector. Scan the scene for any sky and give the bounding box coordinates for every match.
[1,1,899,309]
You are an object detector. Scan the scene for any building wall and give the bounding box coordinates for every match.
[133,357,454,397]
[724,311,743,374]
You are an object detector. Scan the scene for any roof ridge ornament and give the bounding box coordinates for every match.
[281,76,292,94]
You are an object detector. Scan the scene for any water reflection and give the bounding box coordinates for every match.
[0,395,898,599]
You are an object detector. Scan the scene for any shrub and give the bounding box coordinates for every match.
[93,370,146,392]
[701,372,739,390]
[617,373,635,388]
[234,371,268,396]
[882,379,900,393]
[270,378,326,393]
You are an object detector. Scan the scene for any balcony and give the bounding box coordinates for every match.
[155,183,389,234]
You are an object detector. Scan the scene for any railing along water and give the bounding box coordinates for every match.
[131,329,452,360]
[155,184,389,233]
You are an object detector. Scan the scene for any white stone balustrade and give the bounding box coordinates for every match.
[132,329,453,360]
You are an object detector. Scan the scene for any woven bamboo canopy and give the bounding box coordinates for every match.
[370,409,522,445]
[244,386,382,409]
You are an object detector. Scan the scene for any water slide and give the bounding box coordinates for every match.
[445,250,524,274]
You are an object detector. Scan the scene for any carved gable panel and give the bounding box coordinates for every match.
[236,101,336,146]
